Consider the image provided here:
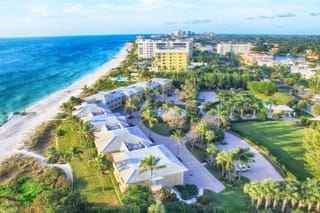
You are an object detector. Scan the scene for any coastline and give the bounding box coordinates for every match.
[0,42,132,162]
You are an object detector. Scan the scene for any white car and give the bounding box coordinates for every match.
[234,164,250,172]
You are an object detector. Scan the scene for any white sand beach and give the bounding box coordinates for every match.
[0,43,132,162]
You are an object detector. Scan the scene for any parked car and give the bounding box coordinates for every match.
[220,141,227,145]
[234,163,250,172]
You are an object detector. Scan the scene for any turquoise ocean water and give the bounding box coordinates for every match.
[0,35,137,125]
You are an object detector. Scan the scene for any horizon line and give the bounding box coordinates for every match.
[1,32,320,39]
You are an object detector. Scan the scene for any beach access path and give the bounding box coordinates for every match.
[0,43,132,162]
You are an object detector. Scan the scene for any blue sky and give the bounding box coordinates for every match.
[0,0,319,37]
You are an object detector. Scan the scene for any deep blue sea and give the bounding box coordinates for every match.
[0,35,137,125]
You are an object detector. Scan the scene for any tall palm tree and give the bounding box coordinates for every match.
[281,180,300,212]
[194,121,208,149]
[206,144,218,166]
[261,179,279,209]
[78,121,96,149]
[216,151,228,177]
[139,155,165,191]
[170,129,185,157]
[243,181,260,207]
[233,147,255,180]
[124,98,137,124]
[141,109,158,138]
[67,115,79,132]
[205,130,215,145]
[94,155,106,191]
[207,105,228,129]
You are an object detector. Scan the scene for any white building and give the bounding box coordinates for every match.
[136,38,192,59]
[216,43,251,55]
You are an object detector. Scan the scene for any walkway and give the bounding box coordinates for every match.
[132,111,225,193]
[218,132,283,181]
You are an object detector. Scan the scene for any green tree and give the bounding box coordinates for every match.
[206,144,218,166]
[139,155,166,190]
[303,129,320,178]
[141,109,158,138]
[207,105,228,129]
[312,103,320,116]
[122,184,155,213]
[170,129,185,157]
[233,147,255,180]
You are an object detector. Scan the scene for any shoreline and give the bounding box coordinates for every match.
[0,42,132,162]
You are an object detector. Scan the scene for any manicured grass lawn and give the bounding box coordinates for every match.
[253,92,293,105]
[57,123,122,208]
[149,122,172,136]
[204,188,251,212]
[232,121,311,180]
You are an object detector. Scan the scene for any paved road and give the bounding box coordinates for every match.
[132,111,225,193]
[218,132,283,181]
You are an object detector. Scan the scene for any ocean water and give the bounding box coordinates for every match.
[0,35,137,125]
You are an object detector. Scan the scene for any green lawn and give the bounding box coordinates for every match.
[203,188,251,212]
[57,123,122,208]
[232,121,311,180]
[253,92,293,105]
[149,122,172,136]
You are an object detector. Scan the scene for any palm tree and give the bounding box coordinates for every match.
[65,146,83,162]
[304,178,318,211]
[170,129,185,157]
[139,155,165,191]
[216,151,228,177]
[141,109,158,138]
[194,121,208,149]
[273,181,285,210]
[60,102,74,115]
[233,147,255,180]
[261,179,279,209]
[78,121,96,149]
[243,181,260,207]
[124,98,137,124]
[94,155,106,191]
[281,180,300,212]
[67,115,79,132]
[205,130,215,145]
[207,105,228,129]
[206,144,218,166]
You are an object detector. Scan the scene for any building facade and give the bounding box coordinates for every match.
[240,53,274,66]
[217,43,251,55]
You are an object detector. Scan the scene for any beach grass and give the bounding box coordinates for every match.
[232,121,311,180]
[57,123,122,208]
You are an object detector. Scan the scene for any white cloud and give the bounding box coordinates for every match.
[28,5,53,17]
[96,3,136,11]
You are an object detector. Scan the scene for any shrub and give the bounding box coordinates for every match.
[175,184,198,200]
[197,194,211,206]
[159,186,178,202]
[56,129,65,137]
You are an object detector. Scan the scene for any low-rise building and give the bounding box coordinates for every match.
[73,103,112,120]
[216,43,251,55]
[95,126,152,154]
[240,53,274,66]
[112,145,188,192]
[87,90,124,111]
[87,114,129,131]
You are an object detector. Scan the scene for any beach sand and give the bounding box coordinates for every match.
[0,43,132,162]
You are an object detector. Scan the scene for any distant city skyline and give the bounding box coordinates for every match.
[0,0,320,37]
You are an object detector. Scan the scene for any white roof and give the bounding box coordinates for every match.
[95,126,152,153]
[116,85,144,98]
[151,78,172,86]
[112,145,188,184]
[263,104,294,112]
[73,103,111,118]
[87,114,129,131]
[132,81,160,90]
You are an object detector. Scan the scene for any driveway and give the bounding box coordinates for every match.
[218,132,283,181]
[132,111,225,193]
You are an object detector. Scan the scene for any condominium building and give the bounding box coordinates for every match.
[154,50,189,72]
[137,38,155,59]
[136,37,192,67]
[216,43,251,55]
